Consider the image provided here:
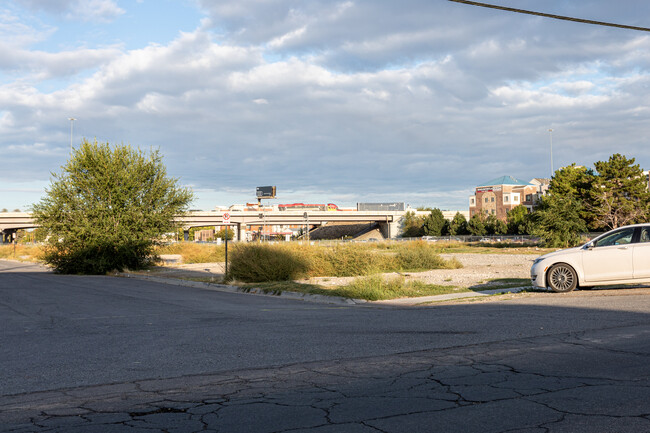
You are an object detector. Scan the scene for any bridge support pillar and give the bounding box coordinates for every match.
[378,217,401,240]
[378,222,390,239]
[238,223,248,243]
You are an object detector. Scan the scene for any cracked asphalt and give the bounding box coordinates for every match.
[2,260,650,432]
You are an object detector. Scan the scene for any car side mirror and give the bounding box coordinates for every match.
[584,242,594,250]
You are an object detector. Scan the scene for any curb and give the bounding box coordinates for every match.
[372,286,532,306]
[117,273,367,306]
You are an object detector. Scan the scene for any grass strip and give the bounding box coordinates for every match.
[242,275,471,301]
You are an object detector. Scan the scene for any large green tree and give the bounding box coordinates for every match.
[548,163,595,199]
[506,205,530,235]
[423,208,446,236]
[401,210,425,237]
[530,195,587,248]
[33,140,193,274]
[467,212,487,236]
[448,212,469,235]
[485,214,507,235]
[589,153,650,230]
[548,163,596,228]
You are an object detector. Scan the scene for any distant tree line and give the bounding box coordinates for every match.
[405,154,650,247]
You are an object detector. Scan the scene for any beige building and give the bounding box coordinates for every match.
[469,176,549,221]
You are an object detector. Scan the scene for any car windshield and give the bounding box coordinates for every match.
[593,227,635,247]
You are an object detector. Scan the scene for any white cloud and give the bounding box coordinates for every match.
[3,1,650,211]
[14,0,124,22]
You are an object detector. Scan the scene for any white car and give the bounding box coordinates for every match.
[531,223,650,292]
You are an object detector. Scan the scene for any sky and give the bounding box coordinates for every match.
[2,0,650,212]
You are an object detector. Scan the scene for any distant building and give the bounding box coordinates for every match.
[357,202,406,212]
[469,176,549,221]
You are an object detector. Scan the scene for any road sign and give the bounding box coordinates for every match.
[222,212,231,224]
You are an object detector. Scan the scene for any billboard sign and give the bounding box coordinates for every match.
[256,186,277,198]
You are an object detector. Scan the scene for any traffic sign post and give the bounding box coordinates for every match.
[223,212,230,280]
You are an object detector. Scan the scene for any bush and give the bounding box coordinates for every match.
[44,240,153,275]
[394,241,455,271]
[308,244,381,277]
[227,242,460,282]
[32,140,193,274]
[228,244,309,282]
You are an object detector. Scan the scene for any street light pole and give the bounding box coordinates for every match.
[68,117,76,152]
[548,128,554,177]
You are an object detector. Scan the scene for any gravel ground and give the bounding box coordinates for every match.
[151,252,543,289]
[304,253,541,289]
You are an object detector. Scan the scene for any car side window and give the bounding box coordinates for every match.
[594,228,635,247]
[640,227,650,243]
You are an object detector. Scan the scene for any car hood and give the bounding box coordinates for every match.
[536,246,583,261]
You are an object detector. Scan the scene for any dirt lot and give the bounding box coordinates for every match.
[301,253,539,289]
[153,252,542,289]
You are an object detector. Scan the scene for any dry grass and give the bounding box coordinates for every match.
[0,244,44,261]
[228,241,462,283]
[155,242,225,264]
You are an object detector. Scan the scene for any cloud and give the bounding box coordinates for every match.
[0,7,55,48]
[13,0,124,22]
[0,43,122,79]
[3,1,650,211]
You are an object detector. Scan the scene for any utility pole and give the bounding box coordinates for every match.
[68,117,76,152]
[548,128,554,177]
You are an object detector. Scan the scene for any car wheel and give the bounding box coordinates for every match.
[547,263,577,293]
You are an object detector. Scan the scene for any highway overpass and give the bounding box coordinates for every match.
[0,211,403,243]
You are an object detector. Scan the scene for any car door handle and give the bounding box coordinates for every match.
[618,246,629,250]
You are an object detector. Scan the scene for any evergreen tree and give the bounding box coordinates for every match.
[448,212,469,235]
[485,214,507,235]
[467,212,487,236]
[548,163,596,228]
[549,163,595,199]
[32,139,193,274]
[423,208,446,236]
[589,154,650,230]
[530,195,587,247]
[506,205,530,235]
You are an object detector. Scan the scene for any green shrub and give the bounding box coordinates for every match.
[226,242,460,282]
[43,240,154,274]
[331,275,462,301]
[309,244,381,276]
[228,244,309,282]
[394,242,446,271]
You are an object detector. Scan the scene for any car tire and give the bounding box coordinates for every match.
[547,263,577,293]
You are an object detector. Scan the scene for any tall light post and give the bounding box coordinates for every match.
[548,128,554,177]
[68,117,76,152]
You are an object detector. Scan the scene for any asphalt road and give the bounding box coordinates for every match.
[2,259,650,432]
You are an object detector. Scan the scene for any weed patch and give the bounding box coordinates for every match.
[228,244,309,282]
[0,245,44,262]
[156,243,225,264]
[241,277,469,301]
[228,242,461,283]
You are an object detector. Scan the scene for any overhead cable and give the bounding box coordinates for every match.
[448,0,650,32]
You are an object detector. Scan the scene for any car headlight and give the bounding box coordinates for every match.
[532,257,544,266]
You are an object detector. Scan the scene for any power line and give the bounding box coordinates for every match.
[449,0,650,32]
